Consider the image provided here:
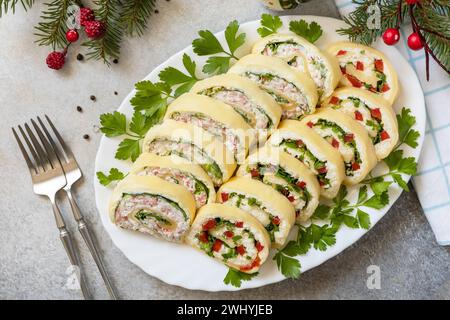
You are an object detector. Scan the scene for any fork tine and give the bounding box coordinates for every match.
[44,115,75,161]
[12,128,37,175]
[30,119,60,170]
[24,123,52,171]
[19,125,45,172]
[37,116,67,164]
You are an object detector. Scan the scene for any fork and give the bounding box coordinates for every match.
[39,116,118,300]
[12,121,91,300]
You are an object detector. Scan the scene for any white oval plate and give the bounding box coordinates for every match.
[94,16,425,291]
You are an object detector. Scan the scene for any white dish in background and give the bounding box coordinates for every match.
[94,16,425,291]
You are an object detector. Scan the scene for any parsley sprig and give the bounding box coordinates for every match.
[192,20,246,75]
[97,168,127,186]
[257,14,283,37]
[289,20,323,43]
[223,268,258,288]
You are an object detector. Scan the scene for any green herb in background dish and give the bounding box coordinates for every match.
[223,268,258,288]
[97,168,127,186]
[192,20,246,75]
[289,20,323,43]
[257,14,283,37]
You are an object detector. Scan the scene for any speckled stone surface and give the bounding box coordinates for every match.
[0,0,448,300]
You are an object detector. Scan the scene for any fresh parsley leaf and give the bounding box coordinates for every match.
[281,241,303,256]
[296,225,313,254]
[357,185,368,204]
[311,224,337,251]
[223,268,258,288]
[397,157,417,175]
[193,29,225,56]
[343,215,359,229]
[130,80,170,116]
[289,20,323,43]
[225,20,246,55]
[392,173,409,191]
[274,251,301,279]
[362,192,389,209]
[312,204,331,220]
[202,56,232,75]
[99,112,127,137]
[356,209,371,230]
[129,111,153,137]
[333,186,348,205]
[159,54,199,97]
[115,138,141,162]
[257,14,283,37]
[96,168,126,186]
[384,150,403,170]
[370,180,392,196]
[397,107,419,148]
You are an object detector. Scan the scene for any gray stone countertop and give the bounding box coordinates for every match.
[0,0,448,299]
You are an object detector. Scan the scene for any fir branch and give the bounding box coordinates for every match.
[337,0,409,45]
[34,0,77,50]
[0,0,34,17]
[120,0,156,37]
[82,0,123,63]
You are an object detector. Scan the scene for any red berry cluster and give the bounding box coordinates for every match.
[46,7,106,70]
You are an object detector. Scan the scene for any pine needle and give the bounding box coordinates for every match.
[121,0,156,37]
[0,0,34,17]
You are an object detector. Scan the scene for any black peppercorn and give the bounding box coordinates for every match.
[90,95,96,101]
[83,134,90,140]
[114,91,118,95]
[76,53,84,61]
[76,106,82,112]
[113,59,118,64]
[154,9,159,14]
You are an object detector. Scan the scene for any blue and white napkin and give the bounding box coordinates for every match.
[336,0,450,246]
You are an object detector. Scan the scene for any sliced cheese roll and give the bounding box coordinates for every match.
[164,93,253,162]
[269,120,345,199]
[186,203,270,274]
[322,87,399,160]
[228,54,318,120]
[109,175,196,243]
[236,146,320,222]
[217,177,295,247]
[252,33,341,102]
[327,41,399,105]
[131,153,216,209]
[300,108,377,185]
[191,74,282,131]
[142,119,236,187]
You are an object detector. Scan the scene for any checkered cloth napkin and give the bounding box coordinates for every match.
[335,0,450,245]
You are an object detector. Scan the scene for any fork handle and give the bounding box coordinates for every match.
[59,228,91,300]
[66,191,118,300]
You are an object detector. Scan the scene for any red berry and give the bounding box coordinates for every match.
[79,7,95,27]
[380,130,390,141]
[66,29,79,43]
[212,239,222,252]
[236,245,246,255]
[84,20,105,39]
[202,219,216,231]
[407,32,423,51]
[406,0,420,4]
[355,110,363,121]
[46,51,66,70]
[382,28,400,45]
[234,221,243,228]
